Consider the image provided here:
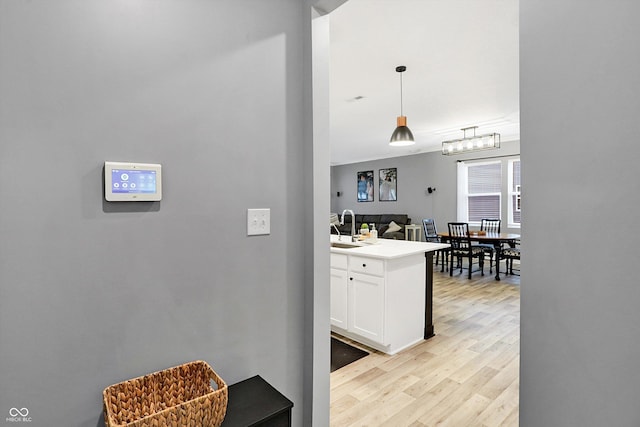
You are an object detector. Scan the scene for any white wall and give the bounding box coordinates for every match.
[0,1,314,425]
[331,140,521,235]
[520,1,640,426]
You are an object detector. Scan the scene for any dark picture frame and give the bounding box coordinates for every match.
[379,168,397,201]
[357,170,374,202]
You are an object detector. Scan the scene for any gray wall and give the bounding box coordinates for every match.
[331,140,521,236]
[520,1,640,426]
[0,1,315,426]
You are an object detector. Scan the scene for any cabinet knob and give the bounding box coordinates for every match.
[362,263,366,267]
[350,277,353,281]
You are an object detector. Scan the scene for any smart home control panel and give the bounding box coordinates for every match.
[104,161,162,201]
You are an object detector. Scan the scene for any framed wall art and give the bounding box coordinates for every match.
[379,168,397,201]
[357,170,374,202]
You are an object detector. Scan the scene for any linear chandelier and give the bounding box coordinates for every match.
[441,126,500,155]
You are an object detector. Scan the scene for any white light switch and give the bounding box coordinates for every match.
[247,208,271,236]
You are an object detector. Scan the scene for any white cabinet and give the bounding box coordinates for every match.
[350,272,384,343]
[330,250,426,354]
[349,255,385,276]
[330,253,385,345]
[330,253,349,329]
[330,267,348,329]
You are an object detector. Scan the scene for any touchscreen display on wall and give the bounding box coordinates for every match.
[111,168,157,194]
[104,161,162,201]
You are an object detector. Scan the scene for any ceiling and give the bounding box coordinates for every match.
[328,0,519,165]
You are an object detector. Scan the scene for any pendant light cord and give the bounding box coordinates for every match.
[395,65,407,117]
[400,72,404,117]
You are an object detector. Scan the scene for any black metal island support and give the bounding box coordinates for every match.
[424,251,435,339]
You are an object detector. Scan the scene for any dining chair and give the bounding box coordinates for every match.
[478,218,501,274]
[422,218,450,272]
[501,239,520,275]
[447,222,485,279]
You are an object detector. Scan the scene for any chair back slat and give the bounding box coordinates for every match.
[480,218,501,233]
[447,222,486,278]
[447,222,472,251]
[422,218,440,243]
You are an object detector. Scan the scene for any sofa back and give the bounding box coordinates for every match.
[333,213,411,239]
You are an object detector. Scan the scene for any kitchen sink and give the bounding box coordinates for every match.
[330,242,362,249]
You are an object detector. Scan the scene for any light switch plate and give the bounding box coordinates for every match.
[247,208,271,236]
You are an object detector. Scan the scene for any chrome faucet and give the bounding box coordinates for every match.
[341,209,356,241]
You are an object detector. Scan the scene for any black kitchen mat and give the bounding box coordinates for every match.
[331,337,369,372]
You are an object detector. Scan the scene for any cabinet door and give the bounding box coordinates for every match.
[349,272,385,344]
[330,268,348,329]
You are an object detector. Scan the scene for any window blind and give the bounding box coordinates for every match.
[468,163,502,193]
[465,161,501,221]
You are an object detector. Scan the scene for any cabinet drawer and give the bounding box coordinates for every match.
[330,253,348,270]
[349,256,384,276]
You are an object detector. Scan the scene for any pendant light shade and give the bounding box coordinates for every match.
[390,116,415,146]
[390,65,415,146]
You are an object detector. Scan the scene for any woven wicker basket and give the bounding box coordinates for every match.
[103,360,227,427]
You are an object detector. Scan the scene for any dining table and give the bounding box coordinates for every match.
[438,231,520,280]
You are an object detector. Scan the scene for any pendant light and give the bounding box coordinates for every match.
[389,65,415,146]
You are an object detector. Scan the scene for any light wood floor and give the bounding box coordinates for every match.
[330,262,520,427]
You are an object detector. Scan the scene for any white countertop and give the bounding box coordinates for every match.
[330,234,449,260]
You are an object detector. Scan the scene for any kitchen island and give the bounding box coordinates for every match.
[330,234,449,355]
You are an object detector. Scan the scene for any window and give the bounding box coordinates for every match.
[508,159,521,227]
[457,161,501,224]
[457,157,521,229]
